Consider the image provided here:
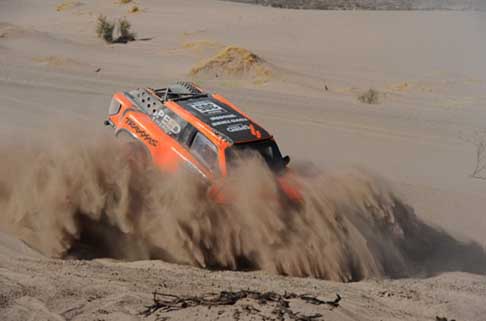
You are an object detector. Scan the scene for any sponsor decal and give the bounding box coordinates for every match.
[211,117,248,127]
[124,118,159,147]
[188,101,225,115]
[226,123,250,133]
[152,109,181,135]
[209,114,237,121]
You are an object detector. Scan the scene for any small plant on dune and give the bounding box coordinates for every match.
[95,15,136,44]
[129,5,139,13]
[358,88,380,104]
[96,15,115,43]
[117,18,136,42]
[119,0,132,4]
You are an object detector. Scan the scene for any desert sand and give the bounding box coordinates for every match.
[1,0,486,320]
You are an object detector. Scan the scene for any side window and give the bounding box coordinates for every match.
[178,123,197,147]
[190,132,219,172]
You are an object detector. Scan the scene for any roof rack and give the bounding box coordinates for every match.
[152,82,206,102]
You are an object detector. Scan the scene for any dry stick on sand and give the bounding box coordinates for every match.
[141,290,341,320]
[466,129,486,180]
[459,129,486,180]
[471,138,486,180]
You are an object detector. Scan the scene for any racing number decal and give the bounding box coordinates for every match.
[124,118,159,147]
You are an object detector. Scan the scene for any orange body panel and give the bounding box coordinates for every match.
[109,92,213,179]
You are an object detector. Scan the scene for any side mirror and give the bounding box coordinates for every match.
[104,119,114,127]
[283,155,290,167]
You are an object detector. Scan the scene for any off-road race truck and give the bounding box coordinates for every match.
[104,82,301,203]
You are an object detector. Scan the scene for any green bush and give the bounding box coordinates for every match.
[96,15,115,43]
[96,15,136,43]
[118,18,136,42]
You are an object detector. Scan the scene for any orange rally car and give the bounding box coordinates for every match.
[104,82,302,203]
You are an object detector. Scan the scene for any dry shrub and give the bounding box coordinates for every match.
[469,129,486,180]
[56,0,82,12]
[129,5,139,13]
[32,56,81,68]
[358,88,380,104]
[183,40,221,52]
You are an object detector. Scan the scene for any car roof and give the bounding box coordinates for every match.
[125,85,272,145]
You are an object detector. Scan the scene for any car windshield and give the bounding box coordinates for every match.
[225,140,285,172]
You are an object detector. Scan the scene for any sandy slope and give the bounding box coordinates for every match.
[1,0,486,320]
[2,232,486,321]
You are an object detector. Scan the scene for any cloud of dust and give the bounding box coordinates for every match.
[0,136,485,282]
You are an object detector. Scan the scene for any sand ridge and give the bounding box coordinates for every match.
[190,46,272,83]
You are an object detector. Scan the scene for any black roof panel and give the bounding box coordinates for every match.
[175,96,271,143]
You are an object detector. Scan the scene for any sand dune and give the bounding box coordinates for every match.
[1,0,486,320]
[190,46,272,84]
